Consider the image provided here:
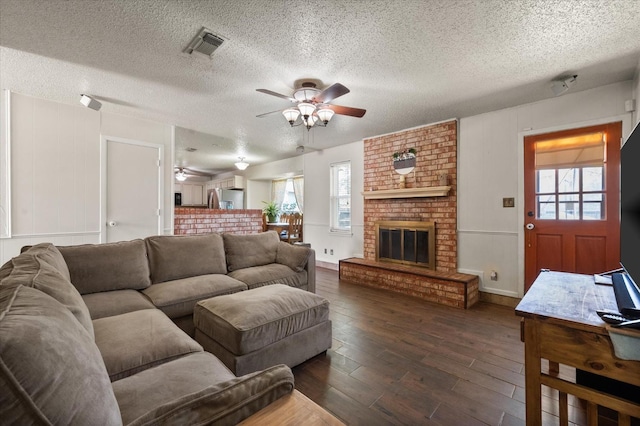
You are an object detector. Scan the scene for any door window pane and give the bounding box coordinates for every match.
[583,167,603,191]
[583,193,604,220]
[537,195,556,219]
[558,168,580,193]
[559,194,580,219]
[537,169,555,193]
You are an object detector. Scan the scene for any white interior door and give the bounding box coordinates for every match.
[103,137,162,243]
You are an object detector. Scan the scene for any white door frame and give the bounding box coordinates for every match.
[100,135,164,243]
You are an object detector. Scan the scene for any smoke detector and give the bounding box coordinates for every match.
[184,27,225,58]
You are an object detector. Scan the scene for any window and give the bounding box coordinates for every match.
[271,176,303,214]
[535,132,606,220]
[280,179,300,213]
[330,161,351,232]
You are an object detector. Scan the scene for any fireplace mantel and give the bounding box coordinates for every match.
[362,186,451,200]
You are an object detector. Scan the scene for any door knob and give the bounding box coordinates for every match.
[526,223,535,230]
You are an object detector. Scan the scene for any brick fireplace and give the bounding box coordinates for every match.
[339,120,479,308]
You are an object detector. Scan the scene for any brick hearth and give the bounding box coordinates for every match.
[339,258,479,309]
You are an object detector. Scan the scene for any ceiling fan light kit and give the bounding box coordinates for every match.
[175,168,187,181]
[258,81,366,131]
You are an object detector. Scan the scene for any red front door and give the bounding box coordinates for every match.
[524,122,621,291]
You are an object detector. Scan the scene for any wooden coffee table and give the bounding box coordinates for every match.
[239,390,344,425]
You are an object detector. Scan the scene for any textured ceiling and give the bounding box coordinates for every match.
[1,0,639,175]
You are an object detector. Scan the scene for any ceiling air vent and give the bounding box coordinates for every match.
[184,27,225,58]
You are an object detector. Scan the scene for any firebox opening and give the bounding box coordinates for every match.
[375,221,435,269]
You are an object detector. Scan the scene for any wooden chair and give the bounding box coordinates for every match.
[284,213,303,244]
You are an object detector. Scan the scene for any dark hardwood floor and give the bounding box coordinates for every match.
[292,268,588,426]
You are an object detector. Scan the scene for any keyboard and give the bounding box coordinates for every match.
[611,272,640,319]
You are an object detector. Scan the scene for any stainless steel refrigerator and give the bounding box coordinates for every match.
[208,188,244,209]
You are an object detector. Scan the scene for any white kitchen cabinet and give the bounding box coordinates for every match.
[205,175,245,190]
[178,183,205,206]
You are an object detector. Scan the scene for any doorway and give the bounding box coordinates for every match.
[102,136,163,243]
[524,122,621,291]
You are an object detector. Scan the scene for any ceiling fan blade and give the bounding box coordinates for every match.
[256,89,296,102]
[313,83,350,103]
[256,109,284,118]
[327,104,366,118]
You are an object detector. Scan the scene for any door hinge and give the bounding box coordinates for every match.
[157,209,161,216]
[157,159,161,167]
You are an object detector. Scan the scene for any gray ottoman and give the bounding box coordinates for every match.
[194,284,332,376]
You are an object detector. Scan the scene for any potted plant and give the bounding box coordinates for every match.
[262,201,280,223]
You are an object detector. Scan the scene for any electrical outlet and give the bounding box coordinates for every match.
[490,270,498,281]
[330,249,334,255]
[324,248,327,254]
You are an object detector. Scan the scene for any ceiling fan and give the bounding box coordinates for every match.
[256,81,366,130]
[174,167,211,181]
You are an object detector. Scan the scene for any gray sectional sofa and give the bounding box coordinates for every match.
[0,231,317,425]
[58,231,315,336]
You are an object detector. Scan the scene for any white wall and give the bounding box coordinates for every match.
[458,81,634,298]
[302,141,364,267]
[0,92,174,264]
[243,156,303,210]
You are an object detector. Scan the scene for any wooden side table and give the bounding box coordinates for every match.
[515,271,640,425]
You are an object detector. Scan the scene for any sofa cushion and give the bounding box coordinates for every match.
[0,284,121,425]
[145,234,227,283]
[112,353,293,426]
[93,309,203,381]
[0,244,94,338]
[194,284,329,355]
[58,239,151,294]
[142,274,247,319]
[227,264,307,290]
[223,231,280,272]
[275,241,311,272]
[82,289,156,319]
[14,242,72,281]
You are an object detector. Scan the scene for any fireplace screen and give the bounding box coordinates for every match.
[375,221,435,269]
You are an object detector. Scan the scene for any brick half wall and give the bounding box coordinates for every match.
[174,208,262,235]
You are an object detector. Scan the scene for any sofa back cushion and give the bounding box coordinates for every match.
[275,241,311,272]
[145,234,227,283]
[223,231,280,272]
[0,243,94,338]
[58,239,151,294]
[0,284,122,425]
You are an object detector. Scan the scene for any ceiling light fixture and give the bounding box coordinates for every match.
[235,157,249,170]
[175,168,187,181]
[283,103,335,130]
[550,75,578,97]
